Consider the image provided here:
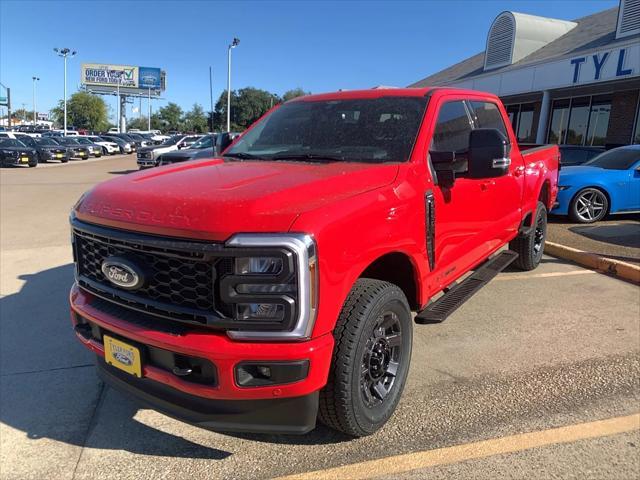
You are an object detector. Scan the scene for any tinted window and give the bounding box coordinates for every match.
[548,100,570,144]
[35,138,58,146]
[431,101,472,153]
[585,148,640,170]
[565,97,590,145]
[585,99,610,146]
[559,148,588,166]
[469,101,507,136]
[0,139,26,147]
[516,105,535,143]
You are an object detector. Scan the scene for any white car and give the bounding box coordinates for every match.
[136,135,202,168]
[87,136,120,155]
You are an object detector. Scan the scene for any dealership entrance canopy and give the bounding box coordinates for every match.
[411,0,640,147]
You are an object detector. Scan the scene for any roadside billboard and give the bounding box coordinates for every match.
[80,64,164,90]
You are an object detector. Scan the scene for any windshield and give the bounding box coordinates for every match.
[189,136,214,149]
[584,148,640,170]
[225,97,428,163]
[161,135,181,146]
[75,138,92,144]
[35,138,59,146]
[0,139,26,148]
[57,138,79,145]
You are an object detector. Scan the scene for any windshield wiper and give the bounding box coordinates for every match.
[223,152,260,160]
[269,153,345,163]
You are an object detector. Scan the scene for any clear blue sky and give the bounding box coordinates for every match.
[0,0,617,123]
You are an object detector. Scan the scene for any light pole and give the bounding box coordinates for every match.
[54,48,77,135]
[227,37,239,132]
[32,76,39,124]
[147,87,151,131]
[116,73,122,133]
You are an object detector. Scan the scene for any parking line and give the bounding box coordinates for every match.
[273,413,640,480]
[495,269,597,281]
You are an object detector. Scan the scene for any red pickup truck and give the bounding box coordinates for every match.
[70,87,559,437]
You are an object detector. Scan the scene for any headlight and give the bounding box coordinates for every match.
[558,185,571,191]
[223,234,318,341]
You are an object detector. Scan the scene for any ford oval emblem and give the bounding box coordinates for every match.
[101,257,144,290]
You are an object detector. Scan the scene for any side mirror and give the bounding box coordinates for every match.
[215,132,234,155]
[468,129,511,179]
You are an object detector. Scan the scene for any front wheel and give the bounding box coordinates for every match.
[318,278,412,437]
[510,201,547,271]
[569,188,608,223]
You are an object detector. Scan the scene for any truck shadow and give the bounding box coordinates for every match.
[0,264,230,460]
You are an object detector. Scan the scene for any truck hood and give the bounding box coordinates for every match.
[76,158,399,240]
[138,145,176,154]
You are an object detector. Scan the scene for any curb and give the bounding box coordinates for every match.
[544,241,640,285]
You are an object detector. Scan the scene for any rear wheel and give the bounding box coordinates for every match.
[318,279,412,437]
[569,188,608,223]
[510,201,547,271]
[28,158,38,168]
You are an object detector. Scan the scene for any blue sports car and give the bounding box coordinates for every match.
[552,145,640,223]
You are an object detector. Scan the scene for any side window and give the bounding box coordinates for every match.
[431,101,472,153]
[469,101,508,137]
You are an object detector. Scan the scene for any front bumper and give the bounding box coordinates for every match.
[98,359,319,434]
[1,155,31,166]
[70,284,333,431]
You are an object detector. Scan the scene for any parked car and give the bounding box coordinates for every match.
[552,145,640,223]
[0,138,37,167]
[53,137,90,160]
[100,136,134,154]
[86,136,120,155]
[74,137,103,158]
[125,132,153,147]
[136,134,201,168]
[109,133,141,151]
[156,134,217,166]
[559,145,604,167]
[69,87,560,437]
[108,127,119,133]
[15,136,70,163]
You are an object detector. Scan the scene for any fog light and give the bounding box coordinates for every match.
[235,257,283,275]
[236,303,285,321]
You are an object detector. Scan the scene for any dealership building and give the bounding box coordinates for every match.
[411,0,640,147]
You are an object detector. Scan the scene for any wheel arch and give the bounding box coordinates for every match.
[358,251,421,311]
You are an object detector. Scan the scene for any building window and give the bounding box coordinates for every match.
[548,100,570,144]
[633,96,640,144]
[547,95,612,146]
[566,97,590,145]
[586,97,611,146]
[505,103,536,143]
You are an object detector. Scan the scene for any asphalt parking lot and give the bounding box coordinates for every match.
[1,155,639,480]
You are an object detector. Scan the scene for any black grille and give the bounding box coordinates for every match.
[73,225,235,326]
[76,235,215,311]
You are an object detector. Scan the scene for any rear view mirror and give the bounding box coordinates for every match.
[468,129,511,179]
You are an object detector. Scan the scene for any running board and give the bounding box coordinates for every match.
[415,250,518,324]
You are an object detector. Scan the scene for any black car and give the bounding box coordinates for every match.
[156,134,217,166]
[74,137,103,157]
[53,137,91,160]
[559,145,605,166]
[16,136,70,163]
[110,133,142,151]
[0,138,38,167]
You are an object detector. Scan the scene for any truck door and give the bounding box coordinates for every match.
[466,100,524,246]
[427,99,493,289]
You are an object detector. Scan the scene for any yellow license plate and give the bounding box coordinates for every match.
[103,335,142,377]
[20,157,28,163]
[56,153,63,158]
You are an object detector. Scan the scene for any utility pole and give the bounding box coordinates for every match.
[54,48,77,135]
[21,103,27,122]
[147,87,151,131]
[32,76,39,124]
[209,66,214,132]
[227,37,239,132]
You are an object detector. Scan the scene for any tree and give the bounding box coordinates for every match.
[126,117,148,131]
[51,92,109,131]
[282,88,310,102]
[182,103,209,133]
[214,88,278,131]
[157,102,183,131]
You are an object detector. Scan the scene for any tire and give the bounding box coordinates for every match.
[61,158,69,163]
[318,278,412,437]
[569,188,608,223]
[102,147,108,155]
[510,201,547,271]
[28,158,38,168]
